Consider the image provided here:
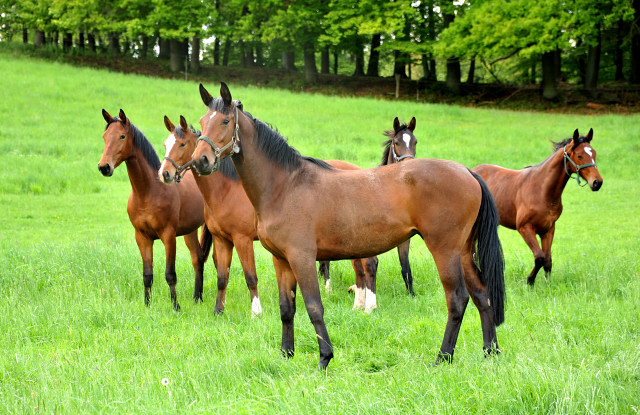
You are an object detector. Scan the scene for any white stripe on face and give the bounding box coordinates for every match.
[209,111,217,120]
[159,134,176,173]
[584,146,595,163]
[402,133,411,148]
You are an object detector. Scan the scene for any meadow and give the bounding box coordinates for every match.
[0,50,639,413]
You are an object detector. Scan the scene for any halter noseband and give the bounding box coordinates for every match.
[162,156,193,183]
[195,105,240,172]
[563,144,597,187]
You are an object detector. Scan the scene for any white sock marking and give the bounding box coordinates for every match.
[364,288,377,313]
[251,296,262,316]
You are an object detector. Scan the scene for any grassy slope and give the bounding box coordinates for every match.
[0,51,639,413]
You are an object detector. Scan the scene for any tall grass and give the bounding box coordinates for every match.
[1,51,639,413]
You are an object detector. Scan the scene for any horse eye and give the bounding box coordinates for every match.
[179,142,186,148]
[119,135,125,140]
[222,119,230,125]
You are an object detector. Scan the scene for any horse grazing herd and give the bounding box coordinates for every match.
[98,82,602,369]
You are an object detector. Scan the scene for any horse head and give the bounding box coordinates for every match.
[383,117,417,165]
[99,109,133,177]
[159,115,198,183]
[564,128,602,191]
[193,82,240,176]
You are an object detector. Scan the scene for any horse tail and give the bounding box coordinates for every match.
[470,170,505,326]
[199,224,213,263]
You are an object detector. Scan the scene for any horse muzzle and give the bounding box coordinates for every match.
[161,170,174,184]
[98,163,113,177]
[193,154,214,176]
[590,178,602,191]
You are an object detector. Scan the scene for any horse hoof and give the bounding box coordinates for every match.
[281,348,295,359]
[173,303,181,312]
[213,308,223,315]
[526,277,536,286]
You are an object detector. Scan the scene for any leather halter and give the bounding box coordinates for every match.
[392,144,415,163]
[563,144,597,187]
[195,105,240,172]
[162,156,193,183]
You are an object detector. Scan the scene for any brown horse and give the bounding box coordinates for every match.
[98,109,210,310]
[192,83,505,369]
[159,115,379,313]
[318,116,418,298]
[473,128,602,285]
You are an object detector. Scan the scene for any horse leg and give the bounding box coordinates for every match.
[212,237,233,314]
[461,247,499,357]
[272,256,297,359]
[432,251,469,365]
[317,261,332,292]
[350,259,366,311]
[160,231,180,311]
[518,224,545,285]
[541,224,555,279]
[288,253,334,370]
[183,230,205,303]
[363,256,379,313]
[134,231,154,306]
[233,236,262,317]
[397,239,414,296]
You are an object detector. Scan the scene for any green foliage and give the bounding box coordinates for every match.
[1,51,640,413]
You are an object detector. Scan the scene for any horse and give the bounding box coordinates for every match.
[159,115,380,313]
[192,83,505,369]
[98,109,210,310]
[318,116,418,297]
[472,128,602,285]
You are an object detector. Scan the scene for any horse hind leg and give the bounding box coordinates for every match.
[397,239,415,296]
[272,256,297,359]
[363,256,379,313]
[318,261,332,292]
[350,259,366,310]
[183,230,205,303]
[541,225,556,280]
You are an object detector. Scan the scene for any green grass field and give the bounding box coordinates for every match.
[1,50,639,413]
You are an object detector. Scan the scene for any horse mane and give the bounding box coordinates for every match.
[107,117,161,170]
[174,123,238,181]
[380,125,409,166]
[523,135,581,169]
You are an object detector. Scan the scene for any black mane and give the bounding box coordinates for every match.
[552,136,585,152]
[107,117,161,170]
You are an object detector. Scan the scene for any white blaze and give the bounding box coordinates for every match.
[584,146,595,163]
[159,134,176,177]
[209,111,217,120]
[402,133,411,148]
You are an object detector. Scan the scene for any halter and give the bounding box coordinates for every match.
[391,139,415,163]
[162,156,193,183]
[195,105,240,172]
[563,144,597,187]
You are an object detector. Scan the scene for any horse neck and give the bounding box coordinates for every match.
[124,146,161,199]
[231,115,289,212]
[193,169,233,206]
[535,148,571,201]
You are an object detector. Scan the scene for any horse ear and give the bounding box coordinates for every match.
[199,83,213,107]
[220,82,232,107]
[573,129,579,142]
[179,115,188,131]
[102,109,112,124]
[585,128,593,142]
[119,109,128,125]
[408,117,416,132]
[393,117,400,133]
[164,115,174,132]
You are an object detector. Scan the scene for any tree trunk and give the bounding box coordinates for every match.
[190,35,201,72]
[467,57,476,84]
[631,0,640,83]
[108,33,120,55]
[353,36,365,76]
[333,51,338,74]
[553,48,562,83]
[367,34,381,77]
[23,27,28,44]
[615,20,624,81]
[158,37,170,59]
[530,59,536,84]
[321,46,330,74]
[240,40,247,67]
[78,32,85,50]
[169,38,187,72]
[394,50,408,79]
[541,51,559,100]
[255,43,264,67]
[140,35,149,59]
[584,28,601,96]
[304,46,319,84]
[63,33,72,52]
[88,33,96,53]
[222,38,231,66]
[282,50,296,71]
[213,38,220,65]
[34,30,45,47]
[53,31,59,46]
[443,10,460,93]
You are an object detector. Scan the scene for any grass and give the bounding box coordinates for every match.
[1,50,639,413]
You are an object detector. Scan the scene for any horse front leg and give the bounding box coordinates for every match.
[183,229,205,303]
[134,231,154,307]
[233,236,262,317]
[518,224,545,285]
[288,253,334,370]
[160,231,180,311]
[350,259,366,310]
[397,239,415,296]
[541,224,556,279]
[363,256,379,313]
[272,256,297,359]
[212,237,233,314]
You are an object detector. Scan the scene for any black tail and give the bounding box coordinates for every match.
[470,171,505,326]
[199,224,213,263]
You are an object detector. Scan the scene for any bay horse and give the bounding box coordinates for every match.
[159,115,379,313]
[192,83,505,369]
[473,128,602,285]
[318,117,418,297]
[98,109,210,310]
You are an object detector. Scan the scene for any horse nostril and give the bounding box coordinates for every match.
[200,155,209,167]
[592,179,602,191]
[162,170,171,183]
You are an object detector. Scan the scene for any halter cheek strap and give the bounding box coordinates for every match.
[392,144,415,163]
[195,105,240,172]
[162,156,193,183]
[563,144,597,187]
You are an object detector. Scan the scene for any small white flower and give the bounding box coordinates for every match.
[161,377,169,386]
